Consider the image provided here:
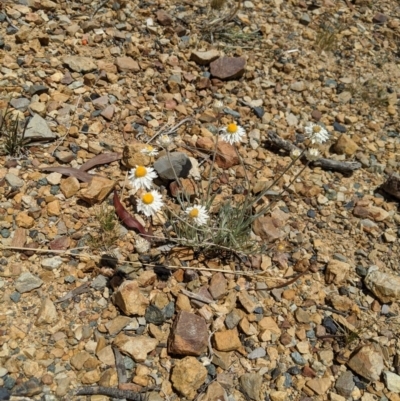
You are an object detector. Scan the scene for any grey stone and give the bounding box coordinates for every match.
[10,97,30,111]
[5,173,24,188]
[63,55,96,73]
[154,152,192,180]
[239,373,263,401]
[300,13,311,25]
[383,371,400,393]
[25,114,56,141]
[225,309,242,329]
[335,370,354,397]
[91,275,108,290]
[291,352,306,365]
[15,272,43,293]
[29,85,49,96]
[248,347,266,360]
[41,257,63,270]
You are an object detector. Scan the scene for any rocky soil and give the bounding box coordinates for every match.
[1,0,400,400]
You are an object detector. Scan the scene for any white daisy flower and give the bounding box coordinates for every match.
[305,148,321,161]
[128,165,158,190]
[137,190,164,217]
[157,134,173,148]
[141,145,159,157]
[219,122,245,145]
[304,123,330,144]
[290,148,302,160]
[185,205,209,226]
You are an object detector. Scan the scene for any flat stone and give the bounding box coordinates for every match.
[35,298,58,325]
[63,55,96,72]
[269,391,287,401]
[239,373,263,401]
[156,10,173,26]
[306,378,331,395]
[190,50,220,66]
[171,356,207,400]
[347,343,384,381]
[332,134,359,156]
[113,333,158,362]
[116,57,140,72]
[15,272,43,293]
[325,260,350,284]
[209,273,227,300]
[96,345,115,366]
[335,370,354,397]
[383,371,400,393]
[295,308,311,323]
[202,381,228,401]
[210,57,246,80]
[122,142,152,168]
[10,97,30,110]
[364,267,400,303]
[253,216,284,242]
[79,176,115,204]
[101,105,115,121]
[105,316,133,335]
[168,311,208,356]
[290,81,306,91]
[5,173,24,188]
[113,280,149,316]
[213,330,241,351]
[60,176,80,198]
[25,114,56,140]
[215,141,239,168]
[41,256,63,270]
[353,204,389,222]
[154,152,192,180]
[248,347,266,360]
[238,290,258,313]
[46,172,62,185]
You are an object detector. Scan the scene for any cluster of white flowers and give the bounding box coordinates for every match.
[128,162,209,225]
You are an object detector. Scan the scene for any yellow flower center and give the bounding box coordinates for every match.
[146,145,154,152]
[189,208,199,218]
[312,125,321,133]
[227,123,238,134]
[142,193,154,204]
[135,166,147,178]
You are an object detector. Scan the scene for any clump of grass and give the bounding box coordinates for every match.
[0,101,29,157]
[315,20,343,54]
[350,78,389,109]
[88,204,121,252]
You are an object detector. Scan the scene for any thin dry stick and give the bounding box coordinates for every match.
[75,386,140,401]
[145,117,194,145]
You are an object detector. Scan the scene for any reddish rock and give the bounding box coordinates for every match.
[49,236,70,250]
[373,12,388,23]
[169,178,197,200]
[353,204,389,222]
[252,216,284,242]
[215,142,239,168]
[168,311,208,356]
[302,366,317,378]
[209,273,227,300]
[196,77,211,90]
[210,57,246,80]
[156,10,173,26]
[311,110,322,121]
[101,105,115,121]
[332,134,359,156]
